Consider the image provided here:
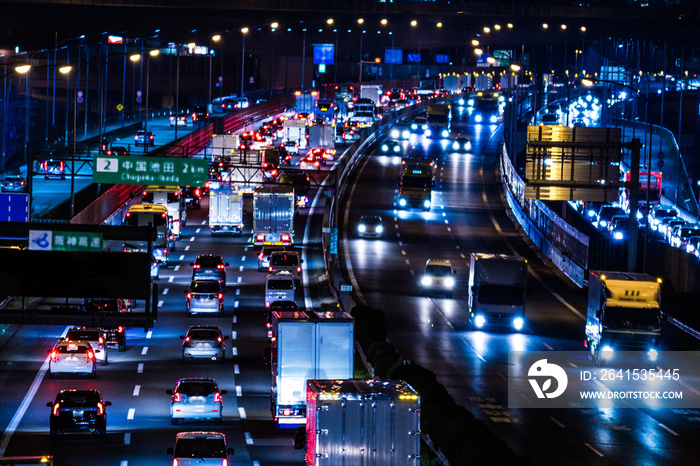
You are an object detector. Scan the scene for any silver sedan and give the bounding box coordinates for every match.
[167,378,227,424]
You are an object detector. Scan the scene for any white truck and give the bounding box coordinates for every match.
[209,187,243,235]
[585,271,662,365]
[307,124,335,162]
[209,133,238,158]
[360,84,382,105]
[468,253,528,331]
[442,74,460,93]
[304,379,420,465]
[283,119,308,149]
[270,310,354,428]
[253,185,295,246]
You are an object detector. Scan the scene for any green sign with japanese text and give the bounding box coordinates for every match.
[29,230,103,252]
[93,155,207,186]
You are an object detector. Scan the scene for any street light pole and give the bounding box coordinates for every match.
[241,28,248,97]
[208,35,220,105]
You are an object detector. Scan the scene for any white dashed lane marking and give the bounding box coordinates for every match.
[162,288,168,295]
[124,433,131,445]
[133,385,140,396]
[127,408,135,420]
[146,331,152,339]
[137,363,144,374]
[238,407,247,419]
[234,364,240,374]
[179,255,185,261]
[141,347,148,355]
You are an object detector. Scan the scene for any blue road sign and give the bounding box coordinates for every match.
[0,193,29,222]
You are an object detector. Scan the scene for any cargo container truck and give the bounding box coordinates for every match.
[253,186,295,246]
[304,379,420,465]
[209,187,244,235]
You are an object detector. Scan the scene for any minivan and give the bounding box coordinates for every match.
[265,271,295,307]
[167,431,233,465]
[268,251,302,282]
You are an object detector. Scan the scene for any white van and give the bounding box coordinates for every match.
[265,271,295,307]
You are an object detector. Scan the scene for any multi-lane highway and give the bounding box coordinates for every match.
[341,106,700,465]
[2,104,700,465]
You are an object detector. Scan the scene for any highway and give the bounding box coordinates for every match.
[340,107,700,465]
[2,107,700,465]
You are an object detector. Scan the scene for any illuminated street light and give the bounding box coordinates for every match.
[472,40,480,46]
[483,27,491,34]
[15,64,31,74]
[542,23,549,29]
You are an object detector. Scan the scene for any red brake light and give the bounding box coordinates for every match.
[218,293,223,299]
[50,350,57,360]
[214,392,222,403]
[223,459,228,466]
[256,234,265,242]
[174,459,179,466]
[297,266,301,273]
[87,350,95,360]
[217,264,225,269]
[217,336,223,343]
[53,403,60,416]
[281,234,290,242]
[268,266,273,272]
[185,336,190,343]
[173,393,181,402]
[266,322,271,329]
[97,402,104,415]
[186,293,192,299]
[98,336,104,345]
[118,326,124,333]
[193,264,201,269]
[195,188,201,196]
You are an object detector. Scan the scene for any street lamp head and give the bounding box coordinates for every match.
[271,22,279,29]
[484,27,491,33]
[561,24,567,30]
[212,34,221,42]
[149,49,160,57]
[15,64,31,74]
[437,22,443,28]
[542,23,549,29]
[472,39,479,46]
[494,24,501,30]
[381,19,388,25]
[507,23,514,28]
[59,65,72,74]
[326,19,333,25]
[410,20,417,27]
[474,48,483,55]
[510,64,521,72]
[581,26,587,32]
[241,27,249,34]
[581,77,596,87]
[357,18,364,25]
[130,54,140,62]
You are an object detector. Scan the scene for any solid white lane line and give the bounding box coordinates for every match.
[137,363,144,374]
[133,385,141,396]
[658,423,679,436]
[124,433,131,445]
[543,342,553,350]
[238,407,247,419]
[245,432,254,444]
[0,326,71,456]
[236,386,242,396]
[127,408,135,420]
[146,331,152,339]
[234,364,240,374]
[163,288,169,295]
[141,347,148,355]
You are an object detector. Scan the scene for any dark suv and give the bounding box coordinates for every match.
[191,254,228,286]
[47,389,111,439]
[83,298,130,351]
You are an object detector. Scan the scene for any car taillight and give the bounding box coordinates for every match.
[256,234,265,242]
[214,392,222,403]
[173,459,179,466]
[173,393,181,402]
[149,135,154,140]
[50,350,57,360]
[98,336,104,345]
[217,336,223,343]
[218,293,223,299]
[97,402,104,415]
[118,326,124,333]
[268,266,273,272]
[135,135,138,141]
[217,264,225,269]
[223,458,228,466]
[87,350,95,360]
[53,403,60,416]
[193,264,201,269]
[195,188,201,196]
[186,293,192,299]
[281,234,291,242]
[266,322,271,329]
[297,266,301,273]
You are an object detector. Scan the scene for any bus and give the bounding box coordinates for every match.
[142,186,186,239]
[398,163,433,211]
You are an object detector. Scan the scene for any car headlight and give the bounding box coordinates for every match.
[441,129,449,138]
[381,144,389,152]
[475,114,483,123]
[647,348,658,362]
[411,123,418,130]
[358,224,367,233]
[402,130,411,139]
[474,315,486,328]
[398,198,408,207]
[688,244,695,252]
[393,145,400,153]
[424,129,432,137]
[453,141,459,150]
[601,345,614,354]
[458,98,465,106]
[490,115,498,123]
[613,231,624,240]
[423,199,431,209]
[587,209,596,218]
[375,225,384,234]
[390,129,399,138]
[513,317,524,331]
[599,220,607,228]
[421,276,432,286]
[444,277,454,288]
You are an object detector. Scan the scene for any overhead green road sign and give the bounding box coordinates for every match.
[93,155,207,186]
